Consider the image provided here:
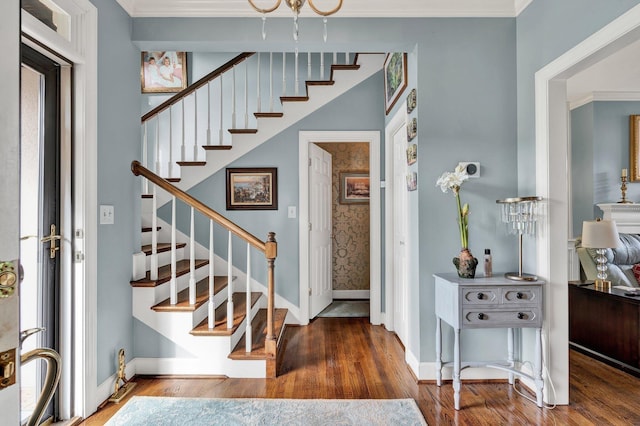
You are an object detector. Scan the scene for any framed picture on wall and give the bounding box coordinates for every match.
[141,51,188,93]
[384,52,408,115]
[630,115,640,181]
[226,168,278,210]
[340,171,370,204]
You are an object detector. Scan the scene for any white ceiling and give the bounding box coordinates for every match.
[116,0,533,18]
[116,0,640,104]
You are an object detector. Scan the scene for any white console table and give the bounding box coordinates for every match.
[434,273,545,410]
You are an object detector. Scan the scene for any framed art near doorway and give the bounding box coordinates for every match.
[340,171,370,204]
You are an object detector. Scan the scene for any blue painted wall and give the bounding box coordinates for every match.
[91,0,141,384]
[571,101,640,237]
[90,1,640,383]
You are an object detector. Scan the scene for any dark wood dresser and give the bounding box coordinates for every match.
[569,282,640,376]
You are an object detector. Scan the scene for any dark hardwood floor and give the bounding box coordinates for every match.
[82,318,640,425]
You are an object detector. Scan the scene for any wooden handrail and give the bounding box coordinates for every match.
[131,160,266,253]
[141,52,255,123]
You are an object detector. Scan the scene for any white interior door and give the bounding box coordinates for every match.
[392,125,409,345]
[309,143,333,318]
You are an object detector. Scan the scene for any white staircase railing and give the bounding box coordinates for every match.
[140,51,356,182]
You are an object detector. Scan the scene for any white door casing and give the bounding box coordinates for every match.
[299,131,381,325]
[0,0,21,421]
[309,144,333,318]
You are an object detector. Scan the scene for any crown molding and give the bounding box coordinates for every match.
[569,91,640,110]
[116,0,525,18]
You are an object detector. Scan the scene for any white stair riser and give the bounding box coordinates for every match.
[144,247,186,271]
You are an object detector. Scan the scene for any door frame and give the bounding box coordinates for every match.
[21,1,98,418]
[384,107,408,334]
[299,131,381,325]
[536,4,640,405]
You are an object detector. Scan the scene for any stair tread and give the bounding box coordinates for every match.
[166,178,181,183]
[142,226,161,232]
[254,112,284,118]
[280,96,309,102]
[151,276,230,312]
[307,80,335,86]
[190,292,262,336]
[228,128,258,134]
[202,145,233,151]
[228,308,288,360]
[176,161,206,166]
[142,194,153,199]
[130,258,209,287]
[332,64,360,71]
[141,242,186,255]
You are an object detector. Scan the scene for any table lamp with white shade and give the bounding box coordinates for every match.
[581,219,620,288]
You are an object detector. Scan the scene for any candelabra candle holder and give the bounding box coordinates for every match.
[496,196,542,281]
[618,175,633,204]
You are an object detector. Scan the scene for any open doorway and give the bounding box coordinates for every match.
[314,142,371,319]
[298,131,381,325]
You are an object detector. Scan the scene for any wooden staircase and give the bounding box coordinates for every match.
[130,51,384,378]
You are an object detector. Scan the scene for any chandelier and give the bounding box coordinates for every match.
[248,0,343,42]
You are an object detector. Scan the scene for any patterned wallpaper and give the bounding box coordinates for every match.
[316,142,370,291]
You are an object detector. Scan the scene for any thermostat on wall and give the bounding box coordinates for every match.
[458,162,480,178]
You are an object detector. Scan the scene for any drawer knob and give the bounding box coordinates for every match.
[517,312,525,320]
[478,313,486,320]
[516,292,524,300]
[477,293,484,300]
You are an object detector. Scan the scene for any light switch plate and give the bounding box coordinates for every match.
[100,205,114,224]
[288,206,297,219]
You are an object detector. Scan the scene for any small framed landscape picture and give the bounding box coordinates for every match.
[406,172,417,191]
[340,171,370,204]
[226,168,278,210]
[406,144,417,166]
[141,51,188,94]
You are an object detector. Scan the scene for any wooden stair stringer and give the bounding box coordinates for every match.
[153,53,386,207]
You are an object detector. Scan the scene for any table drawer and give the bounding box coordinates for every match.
[462,288,499,305]
[502,287,541,305]
[462,308,542,328]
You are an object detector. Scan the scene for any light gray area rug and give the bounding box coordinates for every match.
[317,300,370,318]
[105,396,427,425]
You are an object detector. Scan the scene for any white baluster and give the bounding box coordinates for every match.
[333,52,337,66]
[150,184,158,281]
[244,60,249,129]
[180,100,185,162]
[219,75,224,144]
[206,82,211,146]
[227,231,234,329]
[307,52,312,80]
[154,118,160,175]
[208,220,215,329]
[231,66,236,129]
[193,91,198,161]
[189,207,196,305]
[345,52,350,64]
[282,52,286,97]
[168,107,173,178]
[256,53,261,113]
[142,122,148,194]
[320,52,325,80]
[245,243,252,353]
[269,52,274,113]
[294,48,299,96]
[170,196,177,305]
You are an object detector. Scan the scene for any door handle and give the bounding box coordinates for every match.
[41,224,61,259]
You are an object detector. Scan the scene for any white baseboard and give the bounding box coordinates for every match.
[96,358,138,407]
[332,290,370,299]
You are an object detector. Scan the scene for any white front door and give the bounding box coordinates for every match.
[0,0,22,421]
[392,123,409,345]
[309,143,333,318]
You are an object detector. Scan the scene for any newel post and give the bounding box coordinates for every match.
[265,232,277,356]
